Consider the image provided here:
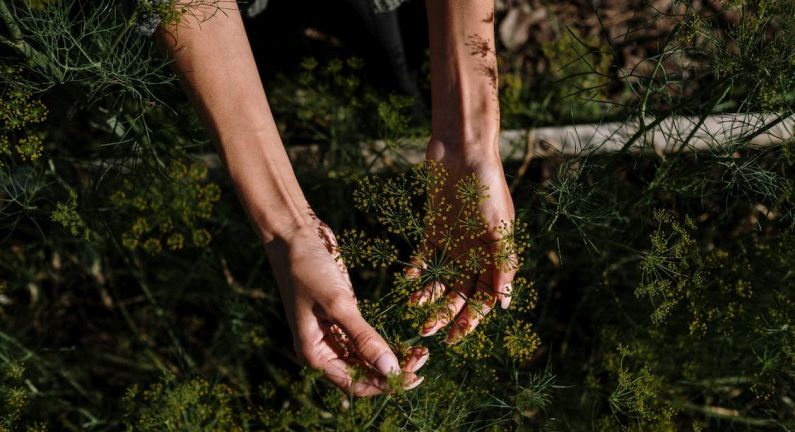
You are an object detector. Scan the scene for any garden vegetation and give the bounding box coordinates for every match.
[0,0,793,430]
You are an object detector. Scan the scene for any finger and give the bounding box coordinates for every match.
[447,281,497,344]
[403,373,425,391]
[405,256,431,305]
[400,346,430,373]
[403,255,426,279]
[409,280,447,306]
[333,309,402,378]
[322,357,387,397]
[302,340,387,397]
[420,286,470,337]
[493,253,518,309]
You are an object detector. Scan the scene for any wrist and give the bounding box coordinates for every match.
[255,209,315,246]
[431,88,500,147]
[261,214,325,263]
[429,80,501,162]
[427,126,501,168]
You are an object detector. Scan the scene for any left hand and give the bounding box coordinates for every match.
[266,218,428,396]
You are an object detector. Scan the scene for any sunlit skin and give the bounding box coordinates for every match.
[418,1,516,343]
[155,0,514,395]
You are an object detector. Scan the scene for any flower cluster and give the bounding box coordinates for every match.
[337,229,397,269]
[51,189,91,239]
[637,209,757,335]
[0,360,41,432]
[343,161,538,362]
[503,320,542,363]
[0,68,48,164]
[636,209,702,325]
[136,0,189,28]
[122,374,242,432]
[110,160,221,255]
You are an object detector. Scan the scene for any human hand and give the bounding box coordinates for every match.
[265,218,427,396]
[407,140,518,344]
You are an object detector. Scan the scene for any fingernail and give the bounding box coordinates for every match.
[421,307,453,336]
[404,266,421,279]
[404,375,424,391]
[374,353,401,376]
[414,351,430,370]
[410,346,429,356]
[447,314,470,343]
[419,324,438,337]
[500,284,512,309]
[429,281,445,303]
[416,294,428,306]
[445,327,462,344]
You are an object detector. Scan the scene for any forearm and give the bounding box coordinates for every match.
[425,0,500,160]
[155,3,311,242]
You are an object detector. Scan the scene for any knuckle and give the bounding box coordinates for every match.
[350,328,383,356]
[486,228,503,242]
[337,375,354,392]
[326,295,355,317]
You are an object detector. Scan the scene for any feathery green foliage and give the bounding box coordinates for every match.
[0,0,793,430]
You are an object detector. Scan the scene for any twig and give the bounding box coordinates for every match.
[680,401,781,428]
[0,0,63,79]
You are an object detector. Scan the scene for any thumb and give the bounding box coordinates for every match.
[334,309,400,377]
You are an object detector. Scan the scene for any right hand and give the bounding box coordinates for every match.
[265,218,428,396]
[408,143,518,343]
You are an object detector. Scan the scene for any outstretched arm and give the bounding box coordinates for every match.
[407,0,517,343]
[155,2,426,396]
[156,4,309,242]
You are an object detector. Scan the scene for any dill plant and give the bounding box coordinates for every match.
[122,374,244,432]
[0,0,794,430]
[339,160,538,360]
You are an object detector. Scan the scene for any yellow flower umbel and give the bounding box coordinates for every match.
[112,160,221,255]
[0,72,48,164]
[342,161,539,364]
[503,320,541,362]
